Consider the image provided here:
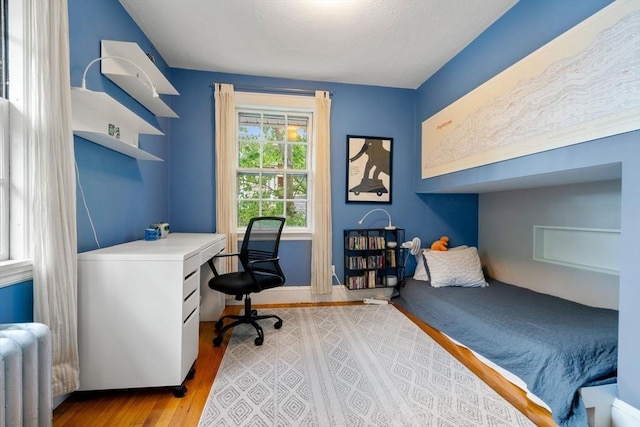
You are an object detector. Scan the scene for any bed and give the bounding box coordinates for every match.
[394,247,618,427]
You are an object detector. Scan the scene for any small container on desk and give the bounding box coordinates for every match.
[145,228,159,241]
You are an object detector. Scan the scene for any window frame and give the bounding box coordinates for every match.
[236,108,313,231]
[0,97,8,261]
[234,92,316,240]
[0,0,8,260]
[0,0,33,287]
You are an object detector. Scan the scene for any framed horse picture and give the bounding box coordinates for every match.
[346,135,393,204]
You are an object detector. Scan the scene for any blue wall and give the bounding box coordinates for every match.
[414,0,639,411]
[0,281,33,323]
[65,0,477,286]
[168,70,477,283]
[69,0,172,253]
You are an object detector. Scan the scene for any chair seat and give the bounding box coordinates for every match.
[209,271,283,296]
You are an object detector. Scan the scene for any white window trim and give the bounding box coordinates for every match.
[0,260,32,288]
[235,92,316,235]
[0,0,33,287]
[0,98,8,260]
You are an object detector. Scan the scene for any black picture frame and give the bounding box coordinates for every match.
[346,135,393,204]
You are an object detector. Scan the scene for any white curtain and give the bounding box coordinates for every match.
[27,0,79,395]
[214,83,238,272]
[311,91,333,294]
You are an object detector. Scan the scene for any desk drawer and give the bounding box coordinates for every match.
[182,288,199,323]
[183,252,200,301]
[181,306,199,380]
[183,253,200,278]
[183,268,199,301]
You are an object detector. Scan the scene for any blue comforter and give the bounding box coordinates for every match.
[395,277,618,427]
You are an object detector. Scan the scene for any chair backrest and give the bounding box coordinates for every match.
[239,216,286,279]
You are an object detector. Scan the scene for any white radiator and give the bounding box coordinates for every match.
[0,323,52,427]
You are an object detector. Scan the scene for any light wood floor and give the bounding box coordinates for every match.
[53,302,556,427]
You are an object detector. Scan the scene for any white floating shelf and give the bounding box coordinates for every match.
[71,87,164,161]
[73,131,162,161]
[100,40,179,118]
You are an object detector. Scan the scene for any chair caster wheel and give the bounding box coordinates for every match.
[214,320,224,332]
[254,336,263,346]
[251,309,257,316]
[172,384,187,398]
[274,319,283,329]
[213,336,223,347]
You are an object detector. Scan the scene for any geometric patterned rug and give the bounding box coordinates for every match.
[198,305,535,427]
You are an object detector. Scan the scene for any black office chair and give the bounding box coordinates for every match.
[208,216,286,346]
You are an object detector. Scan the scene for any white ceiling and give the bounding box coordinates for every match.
[119,0,517,89]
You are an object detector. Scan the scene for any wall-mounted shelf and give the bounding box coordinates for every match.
[71,87,164,161]
[101,40,179,118]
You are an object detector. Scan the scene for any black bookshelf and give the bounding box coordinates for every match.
[343,228,405,290]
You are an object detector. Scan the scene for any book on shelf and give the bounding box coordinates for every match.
[386,249,396,267]
[345,234,386,250]
[368,270,376,288]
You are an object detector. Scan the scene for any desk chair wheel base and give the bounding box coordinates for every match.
[211,303,284,347]
[214,320,224,333]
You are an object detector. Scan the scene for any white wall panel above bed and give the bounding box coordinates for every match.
[533,225,620,275]
[478,180,620,309]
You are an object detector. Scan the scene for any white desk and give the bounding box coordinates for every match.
[77,233,226,394]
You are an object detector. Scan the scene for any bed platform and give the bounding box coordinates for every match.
[394,277,618,427]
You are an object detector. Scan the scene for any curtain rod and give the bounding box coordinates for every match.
[212,83,333,97]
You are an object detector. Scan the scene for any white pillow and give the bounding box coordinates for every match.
[413,245,468,281]
[422,246,488,288]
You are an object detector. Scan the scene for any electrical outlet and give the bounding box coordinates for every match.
[331,265,336,275]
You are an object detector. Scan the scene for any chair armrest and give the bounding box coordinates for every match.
[245,257,283,291]
[207,252,241,277]
[214,252,240,259]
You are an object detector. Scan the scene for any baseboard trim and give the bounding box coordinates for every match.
[612,398,640,427]
[225,285,394,305]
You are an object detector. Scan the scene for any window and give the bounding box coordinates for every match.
[237,110,312,229]
[235,93,316,234]
[1,0,32,285]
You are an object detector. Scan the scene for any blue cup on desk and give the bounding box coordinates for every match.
[145,228,159,241]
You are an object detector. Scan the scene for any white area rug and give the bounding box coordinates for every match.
[198,305,535,427]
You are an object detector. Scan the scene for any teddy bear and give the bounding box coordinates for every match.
[430,236,449,251]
